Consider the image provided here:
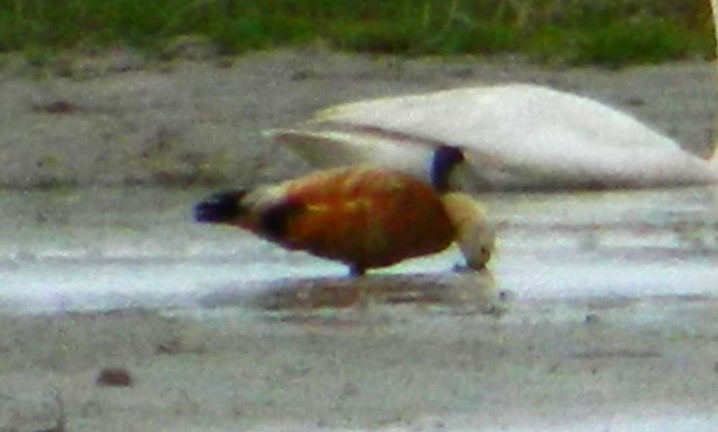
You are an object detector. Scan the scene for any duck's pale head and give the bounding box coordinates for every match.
[440,192,495,271]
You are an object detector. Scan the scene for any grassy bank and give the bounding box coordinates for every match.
[0,0,714,66]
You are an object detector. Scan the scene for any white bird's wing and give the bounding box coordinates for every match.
[308,84,714,190]
[271,84,717,191]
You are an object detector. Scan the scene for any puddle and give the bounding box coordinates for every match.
[0,186,716,314]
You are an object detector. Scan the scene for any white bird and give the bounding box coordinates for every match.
[268,1,718,192]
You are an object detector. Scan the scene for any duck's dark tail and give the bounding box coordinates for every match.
[194,188,303,240]
[193,190,249,224]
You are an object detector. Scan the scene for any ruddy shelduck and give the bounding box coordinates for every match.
[194,146,494,276]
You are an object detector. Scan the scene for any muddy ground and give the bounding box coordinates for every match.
[1,50,718,431]
[0,48,715,189]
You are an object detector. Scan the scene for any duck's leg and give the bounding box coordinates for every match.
[348,264,378,312]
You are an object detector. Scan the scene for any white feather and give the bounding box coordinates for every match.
[271,84,718,191]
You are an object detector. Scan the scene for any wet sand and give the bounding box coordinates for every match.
[3,293,718,431]
[1,184,717,431]
[2,50,718,431]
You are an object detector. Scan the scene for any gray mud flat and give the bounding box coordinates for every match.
[0,186,717,431]
[0,51,715,189]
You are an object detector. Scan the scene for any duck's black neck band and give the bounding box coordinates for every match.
[430,145,464,193]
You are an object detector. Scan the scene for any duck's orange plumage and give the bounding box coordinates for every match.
[195,145,494,276]
[195,166,457,276]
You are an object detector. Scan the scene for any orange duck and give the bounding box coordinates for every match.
[194,146,493,276]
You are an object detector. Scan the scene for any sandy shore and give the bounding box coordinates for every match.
[3,292,718,431]
[2,50,718,431]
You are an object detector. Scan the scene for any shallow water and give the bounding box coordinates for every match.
[2,186,718,431]
[0,186,717,314]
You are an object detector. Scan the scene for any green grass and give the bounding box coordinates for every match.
[0,0,714,67]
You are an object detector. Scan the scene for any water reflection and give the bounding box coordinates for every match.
[199,269,500,313]
[0,186,715,314]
